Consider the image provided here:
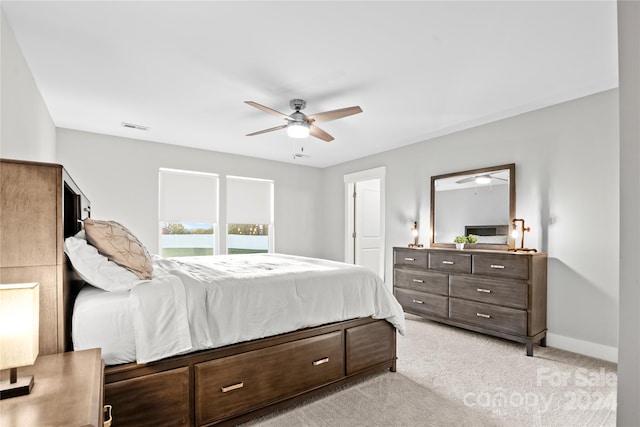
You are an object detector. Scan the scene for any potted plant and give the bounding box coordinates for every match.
[454,234,478,249]
[466,234,478,244]
[454,236,467,250]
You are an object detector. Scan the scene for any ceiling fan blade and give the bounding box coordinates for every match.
[309,124,334,142]
[245,101,293,121]
[456,176,476,184]
[307,106,363,123]
[246,124,287,136]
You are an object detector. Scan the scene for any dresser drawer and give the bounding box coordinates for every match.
[449,298,527,336]
[394,288,448,318]
[394,268,448,296]
[195,331,343,425]
[429,252,472,274]
[472,254,529,280]
[394,248,427,268]
[449,276,528,309]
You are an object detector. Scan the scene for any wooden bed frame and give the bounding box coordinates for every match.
[59,172,398,426]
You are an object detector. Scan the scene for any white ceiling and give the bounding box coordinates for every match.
[2,1,618,168]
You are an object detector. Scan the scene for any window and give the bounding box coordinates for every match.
[226,176,274,254]
[159,168,219,257]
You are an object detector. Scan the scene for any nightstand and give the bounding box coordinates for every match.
[0,348,105,427]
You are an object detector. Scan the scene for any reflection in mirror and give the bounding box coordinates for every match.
[430,164,515,250]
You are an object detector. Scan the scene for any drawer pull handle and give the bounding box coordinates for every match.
[476,313,491,319]
[404,257,416,261]
[104,405,113,427]
[412,279,424,283]
[313,357,329,366]
[221,382,244,393]
[477,288,491,293]
[490,264,505,269]
[442,260,454,265]
[412,299,425,304]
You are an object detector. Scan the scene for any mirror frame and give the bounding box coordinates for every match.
[429,163,516,251]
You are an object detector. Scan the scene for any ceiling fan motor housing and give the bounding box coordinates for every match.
[290,110,307,122]
[290,99,306,111]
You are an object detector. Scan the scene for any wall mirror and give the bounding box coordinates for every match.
[430,163,515,250]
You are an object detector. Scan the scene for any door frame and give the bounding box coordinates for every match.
[344,166,386,278]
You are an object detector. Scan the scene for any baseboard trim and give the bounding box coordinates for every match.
[546,332,618,363]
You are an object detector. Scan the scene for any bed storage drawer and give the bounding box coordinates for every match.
[105,367,190,427]
[346,320,395,375]
[195,331,344,425]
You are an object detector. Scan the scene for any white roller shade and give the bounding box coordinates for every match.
[159,169,218,222]
[226,176,273,224]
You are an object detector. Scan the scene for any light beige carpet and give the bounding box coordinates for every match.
[242,314,617,426]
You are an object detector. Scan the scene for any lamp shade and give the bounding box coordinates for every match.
[287,121,309,138]
[0,283,39,370]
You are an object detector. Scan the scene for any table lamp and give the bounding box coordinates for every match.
[0,283,39,399]
[510,218,537,252]
[408,221,423,248]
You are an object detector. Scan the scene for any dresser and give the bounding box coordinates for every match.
[393,247,547,356]
[0,159,90,355]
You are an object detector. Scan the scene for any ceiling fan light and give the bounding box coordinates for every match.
[475,176,491,184]
[287,121,309,138]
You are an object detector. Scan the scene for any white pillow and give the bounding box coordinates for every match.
[64,234,142,292]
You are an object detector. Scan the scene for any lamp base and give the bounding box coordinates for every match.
[0,374,34,400]
[408,243,423,248]
[509,248,537,253]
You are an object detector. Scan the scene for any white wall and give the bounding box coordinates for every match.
[321,89,619,362]
[0,8,55,161]
[616,1,640,424]
[56,128,324,259]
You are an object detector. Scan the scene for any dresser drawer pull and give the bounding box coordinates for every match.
[477,288,492,293]
[221,382,244,393]
[312,357,330,366]
[404,257,416,261]
[412,279,424,283]
[476,313,491,319]
[412,299,425,304]
[490,264,505,269]
[442,260,454,265]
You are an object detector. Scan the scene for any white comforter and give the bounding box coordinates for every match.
[130,254,405,363]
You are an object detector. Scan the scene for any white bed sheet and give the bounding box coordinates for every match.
[72,285,136,365]
[73,253,405,365]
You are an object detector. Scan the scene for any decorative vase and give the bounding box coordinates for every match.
[456,243,464,250]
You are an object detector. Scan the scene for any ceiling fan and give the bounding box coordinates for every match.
[245,99,362,142]
[456,173,508,185]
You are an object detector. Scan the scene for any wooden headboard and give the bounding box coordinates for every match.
[0,159,90,356]
[61,168,91,352]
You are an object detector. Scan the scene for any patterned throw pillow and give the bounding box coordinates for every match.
[84,219,153,280]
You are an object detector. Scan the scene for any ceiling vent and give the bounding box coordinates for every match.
[121,122,149,131]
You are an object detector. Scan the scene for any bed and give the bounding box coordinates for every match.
[61,205,404,426]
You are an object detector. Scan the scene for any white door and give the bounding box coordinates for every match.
[344,167,386,280]
[354,179,382,276]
